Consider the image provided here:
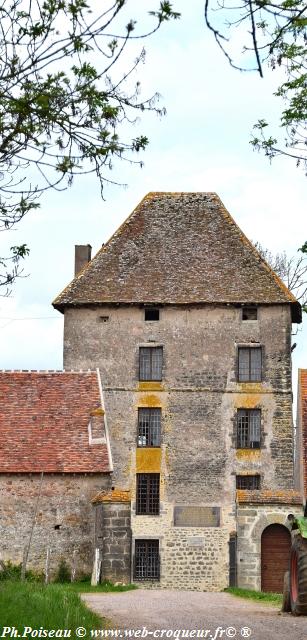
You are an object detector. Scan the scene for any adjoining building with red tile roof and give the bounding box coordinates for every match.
[295,369,307,499]
[0,370,112,577]
[0,370,111,473]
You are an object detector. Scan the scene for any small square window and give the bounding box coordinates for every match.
[242,307,257,321]
[236,475,260,490]
[145,308,160,321]
[139,347,163,381]
[134,540,160,581]
[238,346,262,382]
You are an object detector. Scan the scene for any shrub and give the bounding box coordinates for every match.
[0,561,43,582]
[55,558,71,583]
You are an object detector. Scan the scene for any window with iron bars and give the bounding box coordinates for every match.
[236,475,261,490]
[136,474,160,515]
[237,346,262,382]
[139,347,163,381]
[134,539,160,581]
[137,408,161,447]
[237,409,261,449]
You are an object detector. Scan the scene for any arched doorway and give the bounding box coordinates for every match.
[261,524,291,592]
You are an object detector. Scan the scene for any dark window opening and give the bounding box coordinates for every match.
[229,534,237,587]
[242,306,257,321]
[237,409,261,449]
[236,475,261,490]
[136,473,160,515]
[145,308,160,321]
[138,408,161,447]
[238,346,262,382]
[99,316,109,323]
[139,347,163,381]
[134,539,160,581]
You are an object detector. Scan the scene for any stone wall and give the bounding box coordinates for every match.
[131,504,233,591]
[0,473,110,578]
[95,501,131,584]
[64,304,294,493]
[63,302,295,590]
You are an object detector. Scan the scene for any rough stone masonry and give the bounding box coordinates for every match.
[53,193,303,590]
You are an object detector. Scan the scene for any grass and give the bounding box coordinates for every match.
[225,586,282,606]
[64,580,137,593]
[0,581,106,638]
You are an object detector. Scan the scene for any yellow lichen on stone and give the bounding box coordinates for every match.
[236,383,264,395]
[236,489,302,504]
[92,488,131,504]
[138,382,164,392]
[233,393,261,409]
[136,394,162,407]
[136,448,161,473]
[90,407,105,416]
[236,449,261,461]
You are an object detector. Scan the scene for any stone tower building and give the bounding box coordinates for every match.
[53,192,303,591]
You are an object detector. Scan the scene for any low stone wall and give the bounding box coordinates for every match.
[95,501,131,584]
[0,473,110,579]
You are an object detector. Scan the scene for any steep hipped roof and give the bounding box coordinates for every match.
[53,192,301,321]
[0,370,110,473]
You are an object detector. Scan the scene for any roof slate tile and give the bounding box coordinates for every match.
[53,192,301,322]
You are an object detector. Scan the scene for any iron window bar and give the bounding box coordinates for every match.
[134,539,160,581]
[237,409,261,449]
[136,473,160,515]
[236,475,261,490]
[137,408,161,447]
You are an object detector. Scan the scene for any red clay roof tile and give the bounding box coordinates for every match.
[0,371,110,473]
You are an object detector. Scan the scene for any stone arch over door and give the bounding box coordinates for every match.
[261,524,291,592]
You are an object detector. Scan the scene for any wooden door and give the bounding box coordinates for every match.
[261,524,291,592]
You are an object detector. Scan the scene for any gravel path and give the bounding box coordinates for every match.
[82,590,307,640]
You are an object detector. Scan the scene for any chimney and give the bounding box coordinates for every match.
[75,244,92,276]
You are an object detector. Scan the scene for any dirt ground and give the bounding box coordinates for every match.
[82,590,307,640]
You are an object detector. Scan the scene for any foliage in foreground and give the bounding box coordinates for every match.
[0,0,180,290]
[0,581,104,637]
[225,586,282,606]
[205,2,307,175]
[0,560,137,591]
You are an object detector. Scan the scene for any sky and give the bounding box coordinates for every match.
[1,0,306,407]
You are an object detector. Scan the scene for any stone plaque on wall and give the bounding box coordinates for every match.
[174,506,220,527]
[187,537,204,547]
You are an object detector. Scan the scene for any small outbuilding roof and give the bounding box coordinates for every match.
[0,370,110,473]
[53,192,301,322]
